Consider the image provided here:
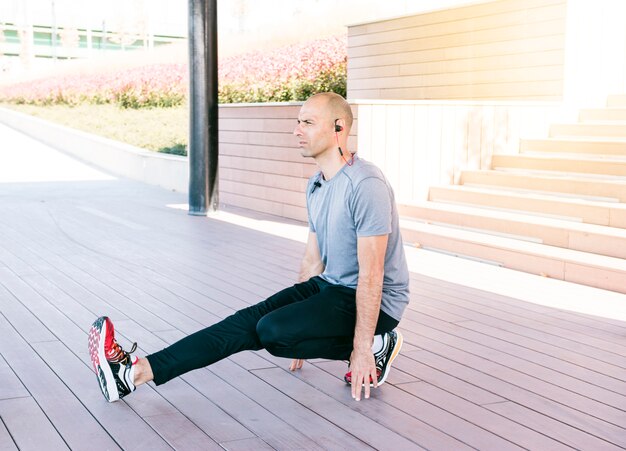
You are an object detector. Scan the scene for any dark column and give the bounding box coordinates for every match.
[188,0,218,215]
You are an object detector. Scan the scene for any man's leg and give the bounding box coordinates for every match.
[146,277,322,385]
[256,280,398,361]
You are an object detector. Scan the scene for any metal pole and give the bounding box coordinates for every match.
[188,0,219,215]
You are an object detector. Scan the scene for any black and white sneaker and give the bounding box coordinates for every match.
[88,316,138,402]
[344,329,403,386]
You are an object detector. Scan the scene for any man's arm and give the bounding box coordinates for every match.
[350,234,388,401]
[298,231,324,283]
[289,231,324,371]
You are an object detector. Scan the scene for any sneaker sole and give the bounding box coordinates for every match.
[377,330,403,387]
[88,317,119,402]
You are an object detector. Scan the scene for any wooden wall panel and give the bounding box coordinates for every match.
[218,104,357,222]
[347,0,567,100]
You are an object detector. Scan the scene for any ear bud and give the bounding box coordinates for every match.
[334,124,343,132]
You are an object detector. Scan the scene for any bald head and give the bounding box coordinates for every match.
[305,92,353,132]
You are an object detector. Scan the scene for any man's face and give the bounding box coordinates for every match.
[294,98,334,159]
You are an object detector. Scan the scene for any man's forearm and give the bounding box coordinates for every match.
[353,276,383,351]
[298,259,324,283]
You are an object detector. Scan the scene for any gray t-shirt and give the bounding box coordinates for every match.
[306,156,410,321]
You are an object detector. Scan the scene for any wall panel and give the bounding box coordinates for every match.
[218,104,358,222]
[348,0,567,100]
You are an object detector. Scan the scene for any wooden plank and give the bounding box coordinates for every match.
[348,0,565,35]
[407,286,626,381]
[220,168,308,192]
[350,80,564,101]
[547,310,626,336]
[59,255,206,336]
[219,130,300,148]
[218,437,274,451]
[400,314,626,423]
[34,339,185,446]
[391,50,565,78]
[221,155,317,178]
[349,65,565,91]
[219,105,301,119]
[7,255,172,333]
[219,104,358,121]
[262,354,515,450]
[220,142,313,163]
[349,3,567,47]
[0,316,142,450]
[348,19,566,59]
[220,179,306,208]
[252,366,434,450]
[107,325,260,444]
[220,192,308,222]
[21,270,126,332]
[209,358,373,450]
[0,416,17,451]
[180,369,327,450]
[0,354,29,400]
[454,320,626,395]
[398,381,571,450]
[142,413,222,450]
[403,342,626,447]
[0,240,35,276]
[0,281,57,344]
[391,352,505,405]
[348,34,565,70]
[125,324,324,449]
[0,397,69,451]
[412,273,626,344]
[220,117,298,133]
[486,401,623,450]
[410,277,626,363]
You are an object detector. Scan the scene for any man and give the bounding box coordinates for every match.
[88,92,410,403]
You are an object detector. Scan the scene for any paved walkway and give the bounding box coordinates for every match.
[0,121,625,450]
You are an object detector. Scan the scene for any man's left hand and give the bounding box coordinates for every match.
[289,358,304,371]
[349,348,377,401]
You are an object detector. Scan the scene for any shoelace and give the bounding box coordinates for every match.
[107,340,137,364]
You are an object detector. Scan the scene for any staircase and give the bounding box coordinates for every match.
[400,94,626,294]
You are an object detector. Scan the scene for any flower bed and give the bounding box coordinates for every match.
[0,36,346,108]
[219,35,346,103]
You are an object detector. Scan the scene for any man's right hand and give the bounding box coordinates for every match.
[289,359,304,371]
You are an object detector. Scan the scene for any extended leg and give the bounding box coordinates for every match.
[146,278,321,385]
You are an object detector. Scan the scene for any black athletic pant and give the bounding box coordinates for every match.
[147,276,398,385]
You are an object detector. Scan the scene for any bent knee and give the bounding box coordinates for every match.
[256,315,279,347]
[256,315,295,352]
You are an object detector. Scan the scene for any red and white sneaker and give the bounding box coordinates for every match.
[344,329,403,387]
[88,316,138,402]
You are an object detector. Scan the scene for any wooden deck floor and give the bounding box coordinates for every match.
[1,127,626,450]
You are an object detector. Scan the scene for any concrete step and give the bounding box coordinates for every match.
[607,94,626,107]
[459,169,626,202]
[427,185,626,228]
[579,108,626,122]
[398,200,626,259]
[520,138,626,156]
[399,220,626,294]
[550,123,626,138]
[491,153,626,177]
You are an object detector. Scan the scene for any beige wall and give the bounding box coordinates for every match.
[354,100,564,204]
[218,104,358,222]
[347,0,567,101]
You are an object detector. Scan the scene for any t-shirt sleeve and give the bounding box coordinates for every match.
[351,177,392,236]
